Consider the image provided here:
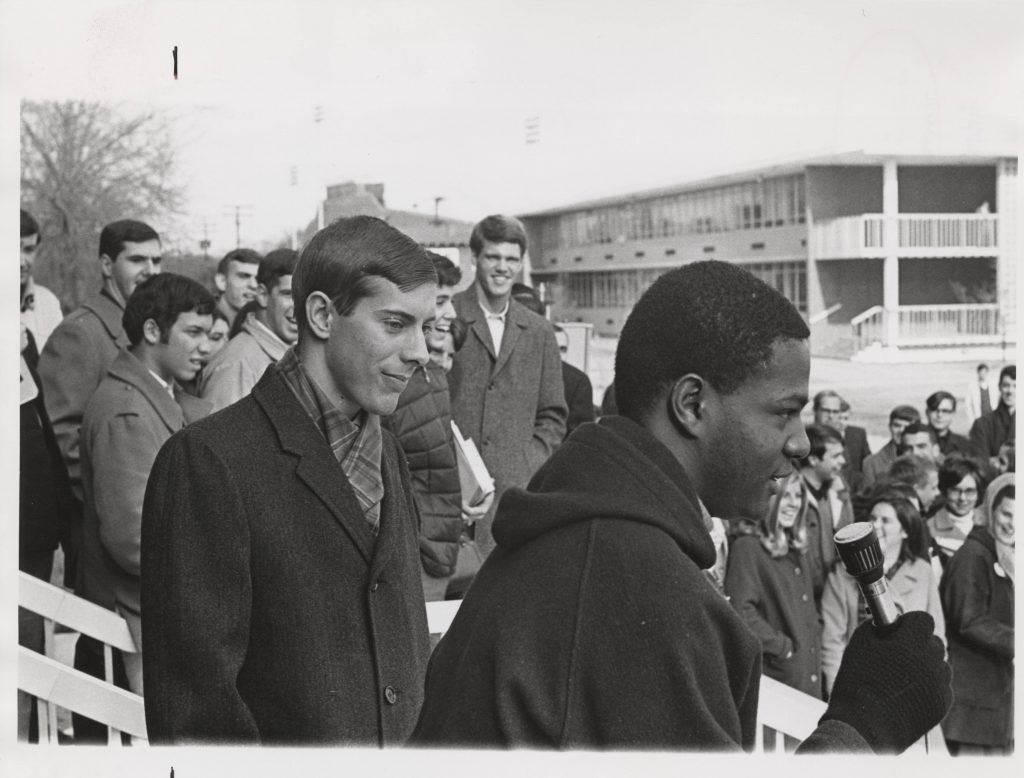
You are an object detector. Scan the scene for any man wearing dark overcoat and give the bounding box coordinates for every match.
[141,216,437,744]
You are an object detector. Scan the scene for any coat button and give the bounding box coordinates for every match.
[384,686,397,705]
[801,594,809,602]
[370,582,379,593]
[794,567,801,575]
[810,674,818,682]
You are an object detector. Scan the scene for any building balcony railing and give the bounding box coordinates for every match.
[812,214,999,259]
[852,303,1003,351]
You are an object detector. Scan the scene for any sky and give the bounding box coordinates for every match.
[2,0,1021,255]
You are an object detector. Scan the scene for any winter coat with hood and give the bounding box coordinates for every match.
[385,362,462,578]
[939,472,1014,748]
[408,416,868,751]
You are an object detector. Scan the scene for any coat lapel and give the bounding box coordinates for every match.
[455,289,497,362]
[253,369,376,564]
[492,303,526,378]
[109,350,185,433]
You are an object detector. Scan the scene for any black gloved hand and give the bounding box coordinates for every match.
[821,611,952,754]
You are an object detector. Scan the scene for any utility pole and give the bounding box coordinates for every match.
[223,204,253,249]
[433,196,444,225]
[199,219,211,261]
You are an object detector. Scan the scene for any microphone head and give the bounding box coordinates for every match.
[834,522,885,584]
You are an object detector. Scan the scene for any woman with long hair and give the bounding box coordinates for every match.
[820,492,945,695]
[724,472,822,697]
[940,473,1014,755]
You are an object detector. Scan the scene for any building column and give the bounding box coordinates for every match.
[996,158,1017,344]
[882,159,900,347]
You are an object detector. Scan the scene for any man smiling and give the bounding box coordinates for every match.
[142,216,437,744]
[200,248,298,411]
[410,261,951,753]
[448,214,566,560]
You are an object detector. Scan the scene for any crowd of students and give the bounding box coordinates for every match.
[17,205,1012,753]
[718,378,1015,755]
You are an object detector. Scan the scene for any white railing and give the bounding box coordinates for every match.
[898,214,997,250]
[18,572,146,744]
[19,584,875,751]
[851,304,1002,350]
[812,214,998,258]
[851,305,885,351]
[897,303,1001,344]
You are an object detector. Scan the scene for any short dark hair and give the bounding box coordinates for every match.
[469,214,527,258]
[925,390,956,413]
[889,404,920,425]
[293,216,436,337]
[999,365,1015,383]
[615,261,810,420]
[803,424,844,464]
[217,248,262,276]
[258,248,298,292]
[511,282,546,317]
[938,456,987,500]
[899,421,938,447]
[449,317,469,352]
[839,398,850,413]
[812,390,841,411]
[887,454,937,489]
[99,219,159,260]
[21,209,40,240]
[977,363,989,373]
[992,484,1015,514]
[123,273,215,347]
[868,493,929,563]
[427,252,462,288]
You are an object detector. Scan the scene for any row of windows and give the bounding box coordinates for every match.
[536,174,807,249]
[536,261,807,315]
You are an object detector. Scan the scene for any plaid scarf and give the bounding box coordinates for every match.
[277,348,384,534]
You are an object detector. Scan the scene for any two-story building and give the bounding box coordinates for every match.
[521,151,1016,360]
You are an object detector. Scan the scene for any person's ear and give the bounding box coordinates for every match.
[214,273,227,294]
[142,318,162,346]
[305,292,333,341]
[99,254,114,280]
[667,374,707,438]
[256,283,270,309]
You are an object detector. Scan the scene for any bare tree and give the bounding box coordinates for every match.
[21,100,185,310]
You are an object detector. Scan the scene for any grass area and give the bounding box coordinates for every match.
[585,337,1009,447]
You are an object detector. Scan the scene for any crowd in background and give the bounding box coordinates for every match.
[18,206,1014,753]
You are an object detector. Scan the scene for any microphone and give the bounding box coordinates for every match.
[833,522,901,627]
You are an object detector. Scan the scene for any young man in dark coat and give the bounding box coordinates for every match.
[141,216,437,744]
[969,364,1015,473]
[409,260,951,753]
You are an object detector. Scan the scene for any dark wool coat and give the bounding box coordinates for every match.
[969,402,1015,458]
[561,361,595,437]
[724,536,823,698]
[386,362,462,578]
[141,365,430,745]
[20,333,70,560]
[939,525,1014,748]
[38,288,128,499]
[409,416,867,751]
[448,288,567,556]
[840,424,871,492]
